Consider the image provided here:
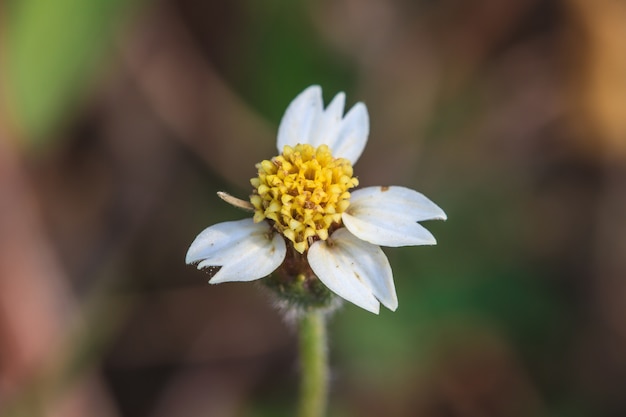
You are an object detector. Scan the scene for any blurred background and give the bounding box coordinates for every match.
[1,0,626,416]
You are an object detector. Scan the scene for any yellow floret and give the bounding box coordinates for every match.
[250,144,358,253]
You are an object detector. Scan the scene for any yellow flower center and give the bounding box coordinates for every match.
[250,144,359,253]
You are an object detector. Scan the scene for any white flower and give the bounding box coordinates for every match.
[186,86,446,314]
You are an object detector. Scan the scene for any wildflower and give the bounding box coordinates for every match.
[186,86,446,314]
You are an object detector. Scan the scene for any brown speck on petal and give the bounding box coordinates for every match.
[381,186,390,192]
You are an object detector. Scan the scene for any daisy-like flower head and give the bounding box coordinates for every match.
[186,86,446,314]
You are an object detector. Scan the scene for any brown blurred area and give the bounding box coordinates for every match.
[1,0,626,416]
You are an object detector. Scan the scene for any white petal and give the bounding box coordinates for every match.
[276,86,323,152]
[308,228,398,313]
[308,92,345,148]
[343,186,446,247]
[328,102,369,164]
[186,218,286,284]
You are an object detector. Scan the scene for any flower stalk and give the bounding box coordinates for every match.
[185,85,447,415]
[297,310,328,417]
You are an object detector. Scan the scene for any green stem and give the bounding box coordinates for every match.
[297,310,328,417]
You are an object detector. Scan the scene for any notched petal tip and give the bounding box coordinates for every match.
[276,85,369,165]
[329,101,369,164]
[308,90,347,148]
[185,219,286,283]
[277,86,324,152]
[368,302,381,315]
[197,265,221,281]
[303,84,322,95]
[308,229,396,314]
[343,186,445,247]
[425,201,447,222]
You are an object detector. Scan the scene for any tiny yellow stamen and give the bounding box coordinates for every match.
[250,144,358,253]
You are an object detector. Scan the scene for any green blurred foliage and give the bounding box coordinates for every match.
[227,0,353,123]
[3,0,133,146]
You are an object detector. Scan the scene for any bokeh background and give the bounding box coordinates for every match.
[2,0,626,416]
